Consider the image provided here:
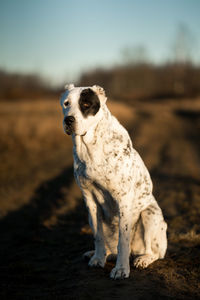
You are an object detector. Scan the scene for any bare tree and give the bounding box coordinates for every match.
[171,23,196,64]
[121,45,150,65]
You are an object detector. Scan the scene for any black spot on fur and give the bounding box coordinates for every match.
[147,208,155,215]
[79,88,100,118]
[135,181,142,188]
[123,140,132,156]
[111,132,123,143]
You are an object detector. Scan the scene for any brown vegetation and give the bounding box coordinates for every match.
[79,63,200,102]
[1,62,200,103]
[0,70,57,100]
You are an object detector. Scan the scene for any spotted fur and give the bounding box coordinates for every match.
[60,84,167,279]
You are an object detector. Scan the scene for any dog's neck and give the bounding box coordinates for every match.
[72,105,112,162]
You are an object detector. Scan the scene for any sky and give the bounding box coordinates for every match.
[1,0,200,85]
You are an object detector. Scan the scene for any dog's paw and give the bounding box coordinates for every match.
[133,254,156,269]
[88,255,106,268]
[110,266,130,280]
[83,250,95,261]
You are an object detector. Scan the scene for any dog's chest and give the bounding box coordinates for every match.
[73,141,110,188]
[73,132,133,193]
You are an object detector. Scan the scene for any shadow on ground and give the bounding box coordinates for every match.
[0,164,200,300]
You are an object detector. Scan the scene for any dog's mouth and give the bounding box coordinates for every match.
[64,123,87,136]
[64,124,74,135]
[66,129,73,135]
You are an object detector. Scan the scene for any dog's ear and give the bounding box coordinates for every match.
[65,83,75,91]
[60,84,74,107]
[92,85,107,103]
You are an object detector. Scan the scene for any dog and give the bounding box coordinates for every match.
[60,84,167,279]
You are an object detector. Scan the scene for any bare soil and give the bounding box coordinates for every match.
[0,97,200,299]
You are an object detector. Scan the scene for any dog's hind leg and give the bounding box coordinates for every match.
[133,199,167,269]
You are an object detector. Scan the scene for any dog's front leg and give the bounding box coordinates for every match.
[110,199,139,279]
[83,190,107,268]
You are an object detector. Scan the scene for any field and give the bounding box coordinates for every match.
[0,96,200,299]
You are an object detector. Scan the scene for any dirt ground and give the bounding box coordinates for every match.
[0,97,200,299]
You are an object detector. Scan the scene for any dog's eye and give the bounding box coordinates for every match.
[83,102,90,108]
[64,101,69,107]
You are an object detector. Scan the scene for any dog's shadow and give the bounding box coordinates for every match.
[0,165,96,296]
[1,162,200,298]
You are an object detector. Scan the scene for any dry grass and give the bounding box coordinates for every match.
[0,99,134,218]
[0,96,200,299]
[0,99,72,216]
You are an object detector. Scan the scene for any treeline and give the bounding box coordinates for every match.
[1,63,200,101]
[0,69,56,100]
[79,63,200,102]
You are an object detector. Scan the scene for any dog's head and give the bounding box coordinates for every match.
[60,84,107,136]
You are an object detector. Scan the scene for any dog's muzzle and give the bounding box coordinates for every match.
[64,116,75,135]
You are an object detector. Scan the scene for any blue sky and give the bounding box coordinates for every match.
[1,0,200,85]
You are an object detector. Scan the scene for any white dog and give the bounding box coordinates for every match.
[60,84,167,279]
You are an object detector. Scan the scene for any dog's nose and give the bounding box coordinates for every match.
[64,116,75,126]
